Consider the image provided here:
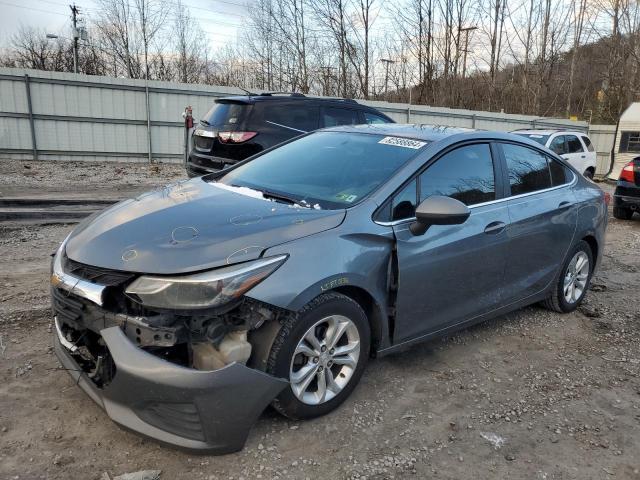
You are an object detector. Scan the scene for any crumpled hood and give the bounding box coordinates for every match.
[65,178,345,274]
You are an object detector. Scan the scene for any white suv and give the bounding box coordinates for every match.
[513,130,597,178]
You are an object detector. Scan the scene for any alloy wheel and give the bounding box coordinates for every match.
[289,315,360,405]
[563,251,590,304]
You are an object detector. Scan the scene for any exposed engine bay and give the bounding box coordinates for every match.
[52,248,286,389]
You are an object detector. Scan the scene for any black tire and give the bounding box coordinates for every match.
[542,240,594,313]
[583,168,595,179]
[267,292,370,420]
[613,206,634,220]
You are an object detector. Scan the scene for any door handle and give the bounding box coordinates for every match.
[581,155,586,158]
[484,221,506,234]
[558,201,571,209]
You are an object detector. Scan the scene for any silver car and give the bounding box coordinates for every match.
[51,124,608,453]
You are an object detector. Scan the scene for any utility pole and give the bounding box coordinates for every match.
[70,4,80,74]
[460,26,477,79]
[380,59,395,101]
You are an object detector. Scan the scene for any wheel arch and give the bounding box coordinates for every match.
[332,285,387,356]
[281,275,392,355]
[581,234,598,268]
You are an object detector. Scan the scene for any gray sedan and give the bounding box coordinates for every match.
[51,124,608,453]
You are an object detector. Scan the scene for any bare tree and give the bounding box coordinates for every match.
[173,0,208,83]
[132,0,167,80]
[565,0,589,116]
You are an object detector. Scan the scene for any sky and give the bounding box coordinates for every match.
[0,0,248,52]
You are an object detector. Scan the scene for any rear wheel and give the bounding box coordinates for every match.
[543,240,593,313]
[613,206,634,220]
[267,292,370,420]
[583,168,595,179]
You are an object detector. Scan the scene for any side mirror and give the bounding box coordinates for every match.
[409,195,470,236]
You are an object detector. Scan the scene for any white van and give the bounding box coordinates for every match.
[514,130,597,178]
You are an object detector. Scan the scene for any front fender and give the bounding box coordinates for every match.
[245,228,394,349]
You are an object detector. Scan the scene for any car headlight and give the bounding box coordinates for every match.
[125,255,287,310]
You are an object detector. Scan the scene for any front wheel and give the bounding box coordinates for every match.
[542,240,593,313]
[267,292,370,420]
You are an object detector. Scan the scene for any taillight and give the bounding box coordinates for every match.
[218,131,257,143]
[603,192,611,205]
[619,161,635,182]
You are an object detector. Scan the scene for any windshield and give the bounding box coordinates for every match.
[515,133,550,146]
[216,132,426,209]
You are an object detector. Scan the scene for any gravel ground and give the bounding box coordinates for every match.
[1,161,639,480]
[0,160,184,199]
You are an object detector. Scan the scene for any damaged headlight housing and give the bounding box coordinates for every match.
[125,255,287,310]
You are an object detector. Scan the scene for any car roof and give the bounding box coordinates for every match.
[219,94,367,107]
[514,129,587,136]
[321,123,478,142]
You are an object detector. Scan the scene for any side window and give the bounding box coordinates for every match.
[566,135,584,153]
[262,104,319,132]
[503,143,552,195]
[364,112,391,124]
[549,136,567,155]
[620,131,640,153]
[391,180,417,220]
[549,158,570,186]
[419,144,495,206]
[581,135,595,152]
[323,107,359,127]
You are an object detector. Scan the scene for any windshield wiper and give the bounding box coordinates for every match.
[200,119,211,126]
[262,190,309,208]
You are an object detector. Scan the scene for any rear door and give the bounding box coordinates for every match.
[251,102,320,149]
[498,142,577,303]
[391,142,510,343]
[580,135,597,171]
[563,134,588,173]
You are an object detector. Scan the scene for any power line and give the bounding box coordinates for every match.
[0,0,70,17]
[183,0,248,11]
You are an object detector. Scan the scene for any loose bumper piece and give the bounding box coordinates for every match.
[54,325,288,454]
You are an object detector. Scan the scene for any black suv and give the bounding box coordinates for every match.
[613,156,640,220]
[186,93,394,176]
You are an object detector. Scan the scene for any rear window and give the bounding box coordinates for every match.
[364,112,391,124]
[549,158,570,185]
[257,103,319,132]
[566,135,584,153]
[323,107,360,127]
[581,135,595,152]
[502,143,552,195]
[217,132,426,209]
[201,101,249,127]
[515,133,550,146]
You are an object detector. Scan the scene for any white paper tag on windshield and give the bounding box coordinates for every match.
[378,136,427,149]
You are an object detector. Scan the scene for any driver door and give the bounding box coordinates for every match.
[390,143,510,344]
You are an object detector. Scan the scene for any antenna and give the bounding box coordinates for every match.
[235,85,257,96]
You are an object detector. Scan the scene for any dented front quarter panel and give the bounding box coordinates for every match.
[246,201,396,349]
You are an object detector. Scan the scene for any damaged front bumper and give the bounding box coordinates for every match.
[54,321,288,454]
